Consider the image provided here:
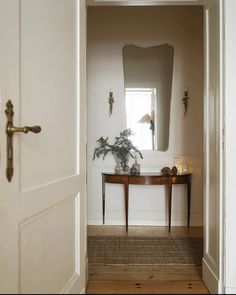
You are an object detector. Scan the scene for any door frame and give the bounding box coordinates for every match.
[85,0,225,293]
[202,1,225,293]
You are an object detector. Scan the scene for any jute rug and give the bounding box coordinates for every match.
[88,236,203,265]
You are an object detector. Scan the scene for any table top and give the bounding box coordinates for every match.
[102,172,192,177]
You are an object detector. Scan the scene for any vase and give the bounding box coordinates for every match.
[114,152,130,174]
[120,160,130,174]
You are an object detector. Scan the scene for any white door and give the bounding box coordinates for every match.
[0,0,87,294]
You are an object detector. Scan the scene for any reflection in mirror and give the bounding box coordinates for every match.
[123,44,174,151]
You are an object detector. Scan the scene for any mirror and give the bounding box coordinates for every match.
[123,44,174,151]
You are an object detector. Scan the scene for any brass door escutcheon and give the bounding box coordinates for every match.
[5,100,42,182]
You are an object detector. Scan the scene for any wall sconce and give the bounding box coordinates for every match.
[182,90,190,116]
[108,91,115,117]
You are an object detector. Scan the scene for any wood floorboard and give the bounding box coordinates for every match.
[89,265,203,282]
[87,225,204,238]
[86,280,209,294]
[87,226,209,294]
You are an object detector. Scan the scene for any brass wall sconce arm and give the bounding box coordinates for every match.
[108,91,115,117]
[182,90,190,116]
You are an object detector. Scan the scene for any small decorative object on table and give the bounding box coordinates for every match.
[130,166,138,175]
[161,166,178,176]
[161,167,171,176]
[93,129,143,174]
[171,166,178,175]
[130,152,141,175]
[173,157,182,174]
[181,164,189,174]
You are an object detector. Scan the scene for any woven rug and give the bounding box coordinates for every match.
[88,236,203,265]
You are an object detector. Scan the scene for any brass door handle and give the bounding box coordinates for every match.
[7,125,41,135]
[5,100,42,182]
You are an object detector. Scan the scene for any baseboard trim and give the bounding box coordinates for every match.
[80,288,86,294]
[224,287,236,294]
[88,219,203,227]
[202,258,219,294]
[61,273,79,294]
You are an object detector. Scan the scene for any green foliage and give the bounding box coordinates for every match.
[93,129,143,161]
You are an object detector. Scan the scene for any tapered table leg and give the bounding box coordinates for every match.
[187,181,191,227]
[102,174,105,225]
[124,182,129,232]
[168,182,172,232]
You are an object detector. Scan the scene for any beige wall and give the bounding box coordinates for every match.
[87,6,204,226]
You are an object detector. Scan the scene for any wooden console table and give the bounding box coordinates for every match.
[102,173,192,232]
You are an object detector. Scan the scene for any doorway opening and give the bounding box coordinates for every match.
[86,3,206,294]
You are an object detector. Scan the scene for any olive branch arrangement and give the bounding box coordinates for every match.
[93,129,143,162]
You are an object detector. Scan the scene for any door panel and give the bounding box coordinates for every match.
[20,0,77,190]
[0,0,86,294]
[20,197,76,294]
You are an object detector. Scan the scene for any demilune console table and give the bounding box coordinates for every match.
[102,172,192,232]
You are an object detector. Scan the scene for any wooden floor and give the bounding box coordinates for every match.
[87,226,209,294]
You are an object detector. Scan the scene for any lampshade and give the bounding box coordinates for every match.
[138,113,151,124]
